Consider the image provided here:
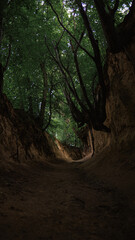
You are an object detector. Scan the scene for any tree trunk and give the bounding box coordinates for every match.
[0,63,4,94]
[0,17,3,46]
[27,77,33,116]
[118,0,135,48]
[0,15,4,94]
[94,0,135,52]
[94,0,120,52]
[0,45,11,94]
[43,82,53,130]
[39,62,48,128]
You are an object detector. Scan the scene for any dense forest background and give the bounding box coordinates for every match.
[0,0,133,147]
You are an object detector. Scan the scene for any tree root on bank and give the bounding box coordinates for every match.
[71,152,93,163]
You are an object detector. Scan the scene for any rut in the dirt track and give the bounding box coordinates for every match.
[0,161,134,240]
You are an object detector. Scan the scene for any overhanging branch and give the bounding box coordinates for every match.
[48,1,95,62]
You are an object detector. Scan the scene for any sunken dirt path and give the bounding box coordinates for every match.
[0,160,135,240]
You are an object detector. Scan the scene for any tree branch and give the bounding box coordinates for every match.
[112,0,119,15]
[118,0,135,41]
[70,32,93,111]
[45,34,80,107]
[75,30,85,52]
[55,45,89,112]
[107,0,119,17]
[77,1,105,91]
[76,1,99,56]
[64,88,86,126]
[48,1,95,62]
[94,0,121,52]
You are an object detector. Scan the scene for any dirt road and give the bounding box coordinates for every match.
[0,160,134,240]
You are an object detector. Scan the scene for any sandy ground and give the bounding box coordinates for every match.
[0,160,135,240]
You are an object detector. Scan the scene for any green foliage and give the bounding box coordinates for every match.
[1,0,132,145]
